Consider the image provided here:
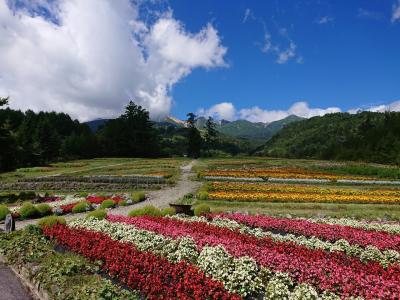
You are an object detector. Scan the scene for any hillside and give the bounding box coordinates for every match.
[260,111,400,164]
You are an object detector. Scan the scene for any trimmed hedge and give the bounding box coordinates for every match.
[0,205,11,220]
[161,207,176,216]
[86,209,107,220]
[20,202,39,219]
[72,201,91,214]
[128,205,162,217]
[37,216,66,228]
[100,199,116,209]
[36,203,52,217]
[194,204,211,216]
[132,192,145,203]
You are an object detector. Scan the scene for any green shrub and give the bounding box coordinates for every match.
[197,191,209,200]
[72,201,91,214]
[0,205,11,220]
[118,200,127,206]
[161,207,176,216]
[36,203,52,217]
[132,191,145,203]
[37,216,66,228]
[20,202,39,219]
[194,204,211,216]
[100,199,116,209]
[128,205,161,217]
[86,209,107,220]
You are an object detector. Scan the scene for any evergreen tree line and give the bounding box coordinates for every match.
[261,111,400,165]
[0,99,223,172]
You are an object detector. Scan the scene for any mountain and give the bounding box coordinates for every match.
[85,118,109,132]
[85,115,303,141]
[259,111,400,164]
[215,115,303,140]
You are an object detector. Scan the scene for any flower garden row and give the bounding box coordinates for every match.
[0,192,145,221]
[202,167,400,185]
[42,212,400,299]
[204,181,400,204]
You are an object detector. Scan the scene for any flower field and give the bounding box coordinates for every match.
[206,182,400,204]
[202,167,373,181]
[42,213,400,299]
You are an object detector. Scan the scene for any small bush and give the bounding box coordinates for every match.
[36,203,52,217]
[100,199,116,209]
[72,201,91,214]
[86,209,107,220]
[0,205,11,220]
[119,200,127,206]
[37,216,66,228]
[194,204,211,216]
[132,192,145,203]
[20,202,39,219]
[197,192,209,200]
[161,207,176,216]
[128,205,161,217]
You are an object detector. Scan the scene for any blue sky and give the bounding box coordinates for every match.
[1,0,399,122]
[169,0,400,120]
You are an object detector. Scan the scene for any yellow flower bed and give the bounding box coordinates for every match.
[203,168,373,181]
[208,190,400,204]
[209,182,400,197]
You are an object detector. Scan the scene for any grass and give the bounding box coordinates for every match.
[199,200,400,221]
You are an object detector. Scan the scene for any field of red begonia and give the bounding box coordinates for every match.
[42,213,400,299]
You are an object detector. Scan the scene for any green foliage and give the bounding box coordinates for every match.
[19,202,39,219]
[197,191,209,200]
[97,101,160,157]
[128,205,162,217]
[36,203,52,216]
[118,200,127,206]
[0,204,10,220]
[37,216,66,228]
[194,204,211,216]
[161,207,176,216]
[0,228,139,299]
[86,209,107,220]
[100,199,116,209]
[132,191,145,203]
[72,201,91,213]
[262,111,400,164]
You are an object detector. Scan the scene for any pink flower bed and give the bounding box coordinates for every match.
[107,215,400,299]
[210,213,400,252]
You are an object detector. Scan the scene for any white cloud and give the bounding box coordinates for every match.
[197,102,236,121]
[392,0,400,23]
[242,8,252,23]
[276,42,297,64]
[357,8,383,20]
[0,0,227,121]
[199,101,342,123]
[316,16,334,24]
[349,100,400,113]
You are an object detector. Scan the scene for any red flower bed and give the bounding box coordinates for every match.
[107,215,400,299]
[43,224,240,300]
[60,202,79,214]
[86,195,124,205]
[211,213,400,252]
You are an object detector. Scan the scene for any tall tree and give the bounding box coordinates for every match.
[205,117,218,151]
[186,113,202,158]
[98,101,160,157]
[0,97,18,171]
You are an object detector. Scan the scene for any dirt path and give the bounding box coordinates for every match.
[13,160,200,229]
[0,263,32,300]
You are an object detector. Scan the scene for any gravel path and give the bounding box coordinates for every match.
[13,160,200,230]
[0,263,32,300]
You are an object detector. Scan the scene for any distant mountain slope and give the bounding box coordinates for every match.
[260,111,400,164]
[216,115,303,140]
[85,115,303,141]
[85,118,109,132]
